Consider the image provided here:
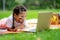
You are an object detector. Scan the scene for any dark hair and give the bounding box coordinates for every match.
[12,5,27,29]
[58,14,60,19]
[13,5,27,15]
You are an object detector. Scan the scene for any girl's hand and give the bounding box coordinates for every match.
[20,23,25,29]
[7,27,17,32]
[15,23,25,29]
[10,28,17,32]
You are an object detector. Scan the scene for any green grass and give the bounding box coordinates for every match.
[0,32,37,40]
[37,29,60,40]
[0,9,60,19]
[0,29,60,40]
[0,10,60,40]
[0,10,39,19]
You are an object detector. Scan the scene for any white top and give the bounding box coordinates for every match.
[6,15,26,28]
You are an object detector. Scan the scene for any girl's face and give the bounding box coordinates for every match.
[14,11,26,23]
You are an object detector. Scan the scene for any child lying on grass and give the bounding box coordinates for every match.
[0,5,27,32]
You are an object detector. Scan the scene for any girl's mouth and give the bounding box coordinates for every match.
[18,18,24,23]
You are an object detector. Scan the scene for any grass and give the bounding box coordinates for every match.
[0,32,37,40]
[0,29,60,40]
[0,9,60,19]
[37,29,60,40]
[0,10,40,19]
[0,10,60,40]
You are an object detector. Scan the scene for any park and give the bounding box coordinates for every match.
[0,0,60,40]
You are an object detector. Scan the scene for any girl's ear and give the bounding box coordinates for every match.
[14,13,17,17]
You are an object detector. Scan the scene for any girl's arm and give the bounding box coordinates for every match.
[6,23,25,32]
[6,27,17,32]
[15,23,25,29]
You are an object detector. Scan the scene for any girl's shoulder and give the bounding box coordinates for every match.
[7,14,13,22]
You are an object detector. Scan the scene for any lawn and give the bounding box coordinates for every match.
[0,32,37,40]
[0,9,60,19]
[0,10,60,40]
[0,10,40,19]
[0,29,60,40]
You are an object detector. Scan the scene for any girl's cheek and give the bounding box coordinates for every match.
[19,19,24,23]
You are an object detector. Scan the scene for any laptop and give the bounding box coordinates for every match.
[37,12,53,32]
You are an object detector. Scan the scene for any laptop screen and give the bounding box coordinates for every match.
[37,12,53,32]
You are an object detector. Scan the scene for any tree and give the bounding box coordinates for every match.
[0,0,3,9]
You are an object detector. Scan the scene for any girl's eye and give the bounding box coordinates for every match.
[21,16,24,18]
[21,16,26,18]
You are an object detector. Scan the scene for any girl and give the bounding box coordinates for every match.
[58,14,60,24]
[6,5,27,31]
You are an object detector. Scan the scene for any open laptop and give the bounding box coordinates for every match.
[37,12,53,32]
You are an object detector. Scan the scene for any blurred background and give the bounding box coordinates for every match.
[0,0,60,40]
[0,0,60,10]
[0,0,60,19]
